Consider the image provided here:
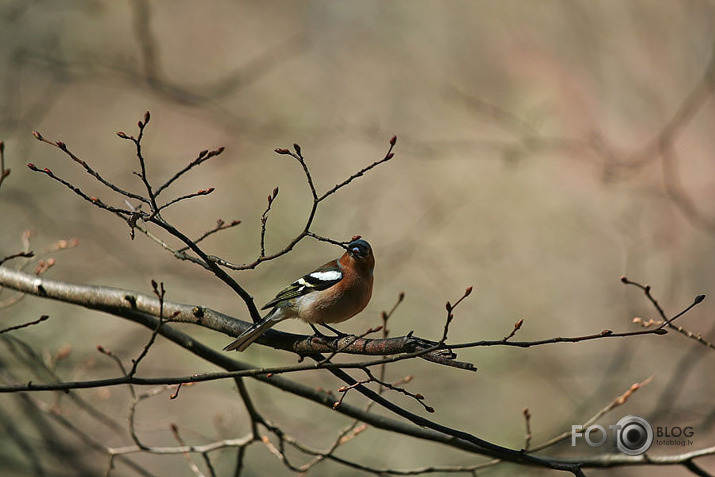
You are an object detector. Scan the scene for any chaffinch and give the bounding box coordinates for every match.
[223,238,375,352]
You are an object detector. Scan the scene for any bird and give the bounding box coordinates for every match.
[223,238,374,352]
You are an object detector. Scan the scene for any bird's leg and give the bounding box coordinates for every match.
[309,323,328,338]
[320,323,348,338]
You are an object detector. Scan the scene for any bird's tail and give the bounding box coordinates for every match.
[223,312,280,352]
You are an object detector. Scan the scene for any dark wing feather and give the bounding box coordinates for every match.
[262,259,343,310]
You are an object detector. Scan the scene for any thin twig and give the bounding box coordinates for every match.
[259,187,279,257]
[155,147,225,197]
[523,408,532,451]
[129,280,174,376]
[176,218,241,253]
[155,187,215,213]
[26,163,133,216]
[31,131,149,204]
[0,251,34,267]
[0,315,49,334]
[440,286,473,345]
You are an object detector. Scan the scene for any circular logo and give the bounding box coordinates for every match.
[615,415,653,456]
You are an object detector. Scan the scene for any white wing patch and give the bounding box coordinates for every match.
[309,270,342,282]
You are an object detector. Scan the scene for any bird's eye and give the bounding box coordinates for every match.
[352,244,367,256]
[348,240,370,257]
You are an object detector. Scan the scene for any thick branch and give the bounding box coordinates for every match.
[0,267,473,369]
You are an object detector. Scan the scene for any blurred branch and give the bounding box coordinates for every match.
[0,140,9,189]
[448,41,715,236]
[0,0,309,149]
[572,445,715,471]
[529,376,654,454]
[128,0,309,105]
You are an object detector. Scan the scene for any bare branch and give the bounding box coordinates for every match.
[0,251,34,266]
[155,147,225,197]
[32,130,149,204]
[0,315,49,334]
[259,186,279,257]
[26,163,133,216]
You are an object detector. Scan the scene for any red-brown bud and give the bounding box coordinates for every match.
[56,344,71,359]
[390,135,397,146]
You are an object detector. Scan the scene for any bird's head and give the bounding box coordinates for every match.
[344,238,374,273]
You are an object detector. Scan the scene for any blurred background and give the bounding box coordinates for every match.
[1,1,714,475]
